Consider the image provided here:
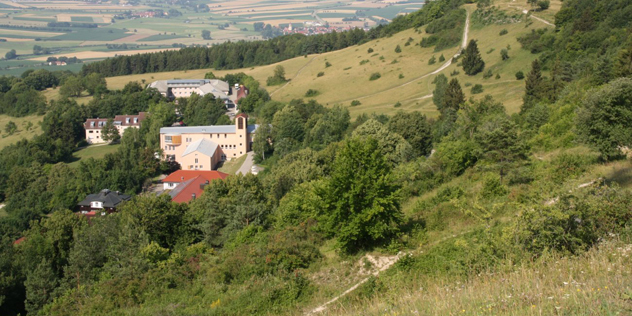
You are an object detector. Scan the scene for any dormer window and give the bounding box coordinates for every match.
[126,118,130,124]
[134,118,138,123]
[90,122,95,127]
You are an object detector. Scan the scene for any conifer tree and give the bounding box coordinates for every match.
[462,40,485,75]
[522,59,545,112]
[442,78,465,120]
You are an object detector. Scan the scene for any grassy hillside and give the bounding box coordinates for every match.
[0,114,43,150]
[103,3,553,117]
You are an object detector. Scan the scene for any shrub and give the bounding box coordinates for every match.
[428,55,436,65]
[464,82,472,87]
[439,54,445,62]
[486,48,495,54]
[394,45,401,53]
[360,59,369,65]
[500,49,509,60]
[317,72,324,77]
[479,173,508,199]
[471,84,484,94]
[399,73,404,79]
[367,48,374,53]
[450,70,460,76]
[325,61,331,68]
[495,73,501,79]
[350,100,361,106]
[369,72,381,81]
[537,0,550,10]
[515,71,525,80]
[393,101,401,107]
[304,89,319,97]
[499,29,508,36]
[483,69,493,79]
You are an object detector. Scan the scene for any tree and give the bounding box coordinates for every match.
[432,74,449,110]
[204,71,217,79]
[387,111,432,157]
[475,115,528,179]
[253,122,273,162]
[101,118,120,143]
[522,59,547,112]
[352,119,413,165]
[615,40,632,78]
[319,137,403,254]
[59,76,84,97]
[537,0,550,10]
[180,93,227,126]
[462,40,485,75]
[4,121,16,135]
[394,44,401,53]
[4,49,16,60]
[576,78,632,159]
[24,259,58,315]
[201,29,211,40]
[82,73,107,96]
[305,105,350,150]
[266,65,287,86]
[442,78,465,120]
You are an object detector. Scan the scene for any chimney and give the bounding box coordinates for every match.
[199,180,210,190]
[181,176,184,181]
[191,193,196,200]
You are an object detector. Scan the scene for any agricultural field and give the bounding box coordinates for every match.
[0,0,424,77]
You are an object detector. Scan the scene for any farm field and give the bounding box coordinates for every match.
[0,114,43,150]
[0,0,424,77]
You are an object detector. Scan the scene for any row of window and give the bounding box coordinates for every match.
[88,130,100,133]
[165,145,176,150]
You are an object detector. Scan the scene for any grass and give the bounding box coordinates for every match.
[0,114,43,150]
[70,16,93,22]
[67,143,121,168]
[50,28,129,41]
[217,153,248,174]
[325,237,632,316]
[138,34,185,42]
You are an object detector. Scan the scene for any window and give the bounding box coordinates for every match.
[126,118,130,123]
[90,122,95,127]
[195,158,198,163]
[164,146,167,150]
[134,118,138,123]
[240,134,243,137]
[165,136,172,143]
[96,136,99,139]
[224,134,227,138]
[89,130,93,133]
[238,117,244,130]
[240,143,242,146]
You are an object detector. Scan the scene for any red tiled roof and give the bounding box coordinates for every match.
[13,237,25,245]
[163,170,229,183]
[171,175,211,203]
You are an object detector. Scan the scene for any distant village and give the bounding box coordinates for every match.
[281,23,370,36]
[77,78,256,217]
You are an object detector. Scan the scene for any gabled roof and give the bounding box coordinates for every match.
[77,189,131,208]
[163,170,229,183]
[197,84,229,100]
[163,170,230,203]
[182,138,218,157]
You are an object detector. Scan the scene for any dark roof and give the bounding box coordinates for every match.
[77,189,131,208]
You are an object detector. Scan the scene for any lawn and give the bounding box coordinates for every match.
[218,154,248,175]
[0,114,43,150]
[67,144,121,168]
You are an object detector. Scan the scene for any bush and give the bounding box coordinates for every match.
[317,72,324,77]
[515,71,525,80]
[439,54,445,62]
[393,101,401,107]
[369,72,381,81]
[483,69,493,79]
[350,100,361,106]
[471,84,484,94]
[394,45,401,53]
[360,59,369,65]
[399,73,404,79]
[325,61,331,68]
[428,56,436,65]
[304,89,319,97]
[450,70,460,76]
[479,173,508,199]
[500,49,509,60]
[499,29,508,36]
[537,0,550,10]
[367,48,374,53]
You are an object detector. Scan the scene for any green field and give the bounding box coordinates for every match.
[218,154,248,175]
[50,28,129,41]
[70,16,94,22]
[67,144,121,168]
[139,34,186,42]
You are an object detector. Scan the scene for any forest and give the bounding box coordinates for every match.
[1,0,632,314]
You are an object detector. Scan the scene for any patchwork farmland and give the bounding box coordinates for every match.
[0,0,423,76]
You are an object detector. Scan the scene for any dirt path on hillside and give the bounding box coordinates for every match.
[507,2,556,27]
[270,56,318,96]
[336,10,471,105]
[305,227,476,315]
